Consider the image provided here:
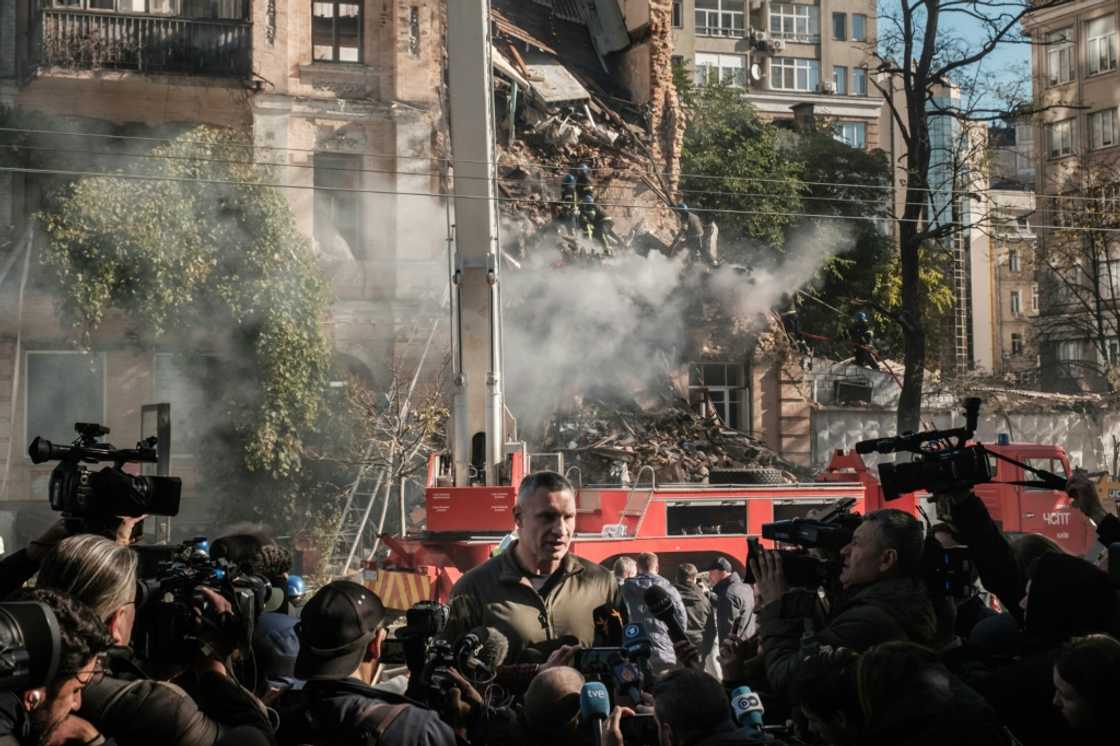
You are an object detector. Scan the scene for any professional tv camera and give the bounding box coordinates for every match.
[855,398,1067,500]
[29,422,181,531]
[744,499,859,587]
[131,537,276,670]
[0,602,60,692]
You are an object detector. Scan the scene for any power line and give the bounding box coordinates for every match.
[4,163,1120,234]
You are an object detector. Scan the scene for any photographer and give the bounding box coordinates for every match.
[273,581,457,746]
[35,534,275,746]
[751,510,937,700]
[0,588,114,746]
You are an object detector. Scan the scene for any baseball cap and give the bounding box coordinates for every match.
[295,580,386,680]
[707,557,733,573]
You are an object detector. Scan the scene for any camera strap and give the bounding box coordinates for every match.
[979,447,1069,491]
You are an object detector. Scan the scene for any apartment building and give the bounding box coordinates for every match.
[669,0,883,150]
[989,190,1042,382]
[1024,0,1120,393]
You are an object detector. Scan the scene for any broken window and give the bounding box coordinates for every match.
[313,0,362,63]
[688,363,745,429]
[314,153,365,260]
[26,351,104,446]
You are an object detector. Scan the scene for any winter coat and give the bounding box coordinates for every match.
[622,573,687,672]
[713,573,756,643]
[444,543,621,662]
[273,678,456,746]
[675,580,717,655]
[758,576,937,698]
[80,649,275,746]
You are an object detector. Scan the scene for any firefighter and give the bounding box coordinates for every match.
[850,310,880,369]
[579,194,617,255]
[575,162,594,199]
[676,203,706,263]
[559,173,578,215]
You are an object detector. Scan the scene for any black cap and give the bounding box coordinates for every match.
[295,580,386,680]
[707,557,733,573]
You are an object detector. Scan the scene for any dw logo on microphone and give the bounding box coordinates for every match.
[734,693,762,711]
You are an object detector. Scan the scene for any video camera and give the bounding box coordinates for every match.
[29,422,181,530]
[744,499,858,587]
[0,602,60,692]
[855,398,1067,500]
[131,537,274,668]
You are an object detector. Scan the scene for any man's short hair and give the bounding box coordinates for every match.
[13,588,113,694]
[637,552,658,573]
[612,556,637,579]
[863,509,924,577]
[654,669,730,740]
[677,563,698,585]
[517,471,575,505]
[524,666,585,734]
[795,647,863,725]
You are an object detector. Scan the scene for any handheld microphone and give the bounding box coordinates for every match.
[580,681,611,746]
[459,626,510,685]
[644,584,701,667]
[729,686,764,731]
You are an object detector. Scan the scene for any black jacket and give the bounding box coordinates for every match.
[674,580,717,654]
[759,577,937,698]
[951,495,1027,622]
[0,549,39,601]
[863,670,1013,746]
[80,649,275,746]
[0,691,31,746]
[713,573,755,643]
[274,678,456,746]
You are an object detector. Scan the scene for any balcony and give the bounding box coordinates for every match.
[41,8,251,78]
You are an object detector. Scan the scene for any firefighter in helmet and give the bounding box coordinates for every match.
[579,194,617,256]
[850,310,880,369]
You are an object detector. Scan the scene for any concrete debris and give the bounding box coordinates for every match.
[545,400,815,486]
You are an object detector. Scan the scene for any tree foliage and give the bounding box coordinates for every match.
[39,126,333,481]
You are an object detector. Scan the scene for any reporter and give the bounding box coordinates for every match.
[35,534,275,746]
[0,589,114,746]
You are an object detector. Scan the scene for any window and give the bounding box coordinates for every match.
[695,0,745,37]
[832,12,846,40]
[694,53,747,87]
[314,153,365,259]
[834,122,866,149]
[1058,340,1083,361]
[769,3,820,42]
[851,13,867,41]
[1047,119,1074,158]
[1046,28,1073,85]
[1032,284,1040,311]
[672,0,683,28]
[688,363,745,429]
[1086,15,1118,75]
[770,57,820,91]
[1089,108,1118,150]
[833,65,847,95]
[408,6,420,57]
[1009,249,1020,273]
[1011,333,1024,356]
[26,352,104,447]
[312,0,362,63]
[154,353,219,457]
[852,67,868,96]
[1010,290,1022,315]
[1107,337,1120,365]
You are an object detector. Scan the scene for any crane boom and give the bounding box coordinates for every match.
[446,0,504,486]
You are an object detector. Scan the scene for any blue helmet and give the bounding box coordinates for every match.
[855,311,869,323]
[287,574,306,602]
[578,163,591,175]
[582,193,596,204]
[562,174,576,186]
[677,202,689,213]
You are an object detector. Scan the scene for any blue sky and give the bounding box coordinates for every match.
[938,11,1034,106]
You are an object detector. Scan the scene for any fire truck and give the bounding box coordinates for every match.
[366,0,1090,612]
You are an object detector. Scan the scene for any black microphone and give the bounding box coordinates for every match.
[459,626,510,685]
[644,584,702,668]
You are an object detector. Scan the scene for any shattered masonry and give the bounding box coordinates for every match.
[646,0,683,198]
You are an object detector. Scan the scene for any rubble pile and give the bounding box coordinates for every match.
[546,400,815,486]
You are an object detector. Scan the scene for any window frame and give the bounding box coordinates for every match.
[769,56,820,92]
[832,11,846,40]
[852,66,868,96]
[1088,108,1118,150]
[313,152,366,259]
[832,65,847,95]
[312,0,363,64]
[1032,284,1040,312]
[694,52,747,87]
[688,362,746,430]
[1011,333,1024,356]
[1086,15,1118,76]
[695,0,746,37]
[1009,249,1021,273]
[768,2,820,42]
[1010,289,1022,315]
[24,351,106,455]
[672,0,683,29]
[1047,118,1074,159]
[833,121,866,149]
[851,13,867,41]
[1046,28,1074,86]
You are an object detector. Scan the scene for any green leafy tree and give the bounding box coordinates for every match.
[680,84,804,253]
[39,126,333,522]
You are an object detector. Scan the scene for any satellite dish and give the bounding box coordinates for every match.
[750,63,763,82]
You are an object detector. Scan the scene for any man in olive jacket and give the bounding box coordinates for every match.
[444,472,621,662]
[751,509,938,700]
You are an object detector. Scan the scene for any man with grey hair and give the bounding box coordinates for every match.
[612,556,637,585]
[443,471,620,662]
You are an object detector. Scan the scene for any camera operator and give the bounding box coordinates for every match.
[0,588,114,746]
[751,509,937,700]
[443,472,620,662]
[35,534,275,746]
[1052,634,1120,745]
[856,641,1013,746]
[273,581,458,746]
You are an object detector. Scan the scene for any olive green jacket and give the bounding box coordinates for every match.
[444,543,620,662]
